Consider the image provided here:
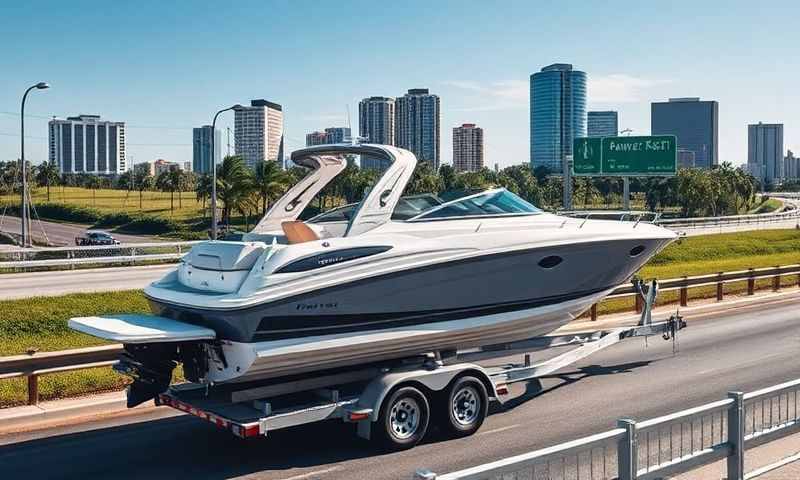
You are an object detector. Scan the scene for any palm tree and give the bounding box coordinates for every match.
[155,167,182,214]
[85,175,102,207]
[216,156,252,228]
[133,164,153,211]
[195,174,212,218]
[253,160,289,215]
[35,162,60,202]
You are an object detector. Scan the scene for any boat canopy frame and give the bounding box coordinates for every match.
[249,144,417,237]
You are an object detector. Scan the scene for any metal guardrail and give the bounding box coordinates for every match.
[1,264,798,406]
[414,378,800,480]
[0,345,123,405]
[588,264,800,321]
[0,241,199,271]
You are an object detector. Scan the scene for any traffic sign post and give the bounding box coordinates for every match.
[572,135,677,211]
[573,135,677,177]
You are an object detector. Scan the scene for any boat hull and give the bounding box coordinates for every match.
[208,286,612,382]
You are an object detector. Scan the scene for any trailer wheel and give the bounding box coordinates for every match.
[440,376,488,438]
[375,386,430,450]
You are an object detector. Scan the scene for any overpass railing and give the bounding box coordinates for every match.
[0,241,198,272]
[414,378,800,480]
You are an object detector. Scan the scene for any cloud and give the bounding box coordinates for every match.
[588,74,671,104]
[442,79,528,111]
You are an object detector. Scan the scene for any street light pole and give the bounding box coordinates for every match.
[20,82,49,248]
[210,104,242,240]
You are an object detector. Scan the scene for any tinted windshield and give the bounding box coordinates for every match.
[410,189,541,221]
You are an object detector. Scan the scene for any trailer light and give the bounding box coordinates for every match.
[496,384,509,395]
[349,412,370,421]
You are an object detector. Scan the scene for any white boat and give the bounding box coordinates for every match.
[70,144,676,406]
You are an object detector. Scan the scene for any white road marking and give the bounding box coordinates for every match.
[477,423,521,436]
[279,466,341,480]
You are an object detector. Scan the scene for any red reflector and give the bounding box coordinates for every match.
[242,424,261,437]
[349,412,370,421]
[496,384,509,395]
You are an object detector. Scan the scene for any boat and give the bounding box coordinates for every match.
[70,143,677,406]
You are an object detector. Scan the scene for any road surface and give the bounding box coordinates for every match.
[0,295,798,479]
[0,215,159,246]
[0,265,173,299]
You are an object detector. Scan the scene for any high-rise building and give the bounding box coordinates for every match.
[651,97,718,169]
[324,127,351,144]
[747,122,784,184]
[183,161,191,172]
[359,96,395,169]
[234,99,284,168]
[587,111,618,138]
[452,123,484,172]
[48,115,127,175]
[306,131,328,146]
[530,63,587,173]
[784,150,799,180]
[192,125,221,174]
[395,88,441,169]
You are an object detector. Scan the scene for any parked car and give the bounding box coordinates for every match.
[75,230,120,246]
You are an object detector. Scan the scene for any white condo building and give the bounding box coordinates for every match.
[48,115,127,174]
[234,99,284,168]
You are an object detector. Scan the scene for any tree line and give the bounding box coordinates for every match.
[0,158,760,224]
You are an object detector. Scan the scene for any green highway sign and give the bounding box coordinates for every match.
[572,135,677,176]
[573,137,602,175]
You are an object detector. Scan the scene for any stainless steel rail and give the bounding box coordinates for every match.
[415,378,800,480]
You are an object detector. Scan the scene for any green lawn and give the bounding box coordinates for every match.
[1,229,799,407]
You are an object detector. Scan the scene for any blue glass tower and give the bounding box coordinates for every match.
[530,64,587,173]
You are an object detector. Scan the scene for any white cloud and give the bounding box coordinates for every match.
[442,79,528,111]
[588,74,671,104]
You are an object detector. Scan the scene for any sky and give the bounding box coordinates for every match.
[1,0,798,169]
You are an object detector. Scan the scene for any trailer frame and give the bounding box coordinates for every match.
[155,309,685,448]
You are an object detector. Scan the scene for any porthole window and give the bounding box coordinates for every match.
[629,245,646,257]
[538,255,563,269]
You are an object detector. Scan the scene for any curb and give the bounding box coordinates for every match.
[0,391,154,433]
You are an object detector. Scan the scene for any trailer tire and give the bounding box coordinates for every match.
[439,376,488,438]
[375,386,430,450]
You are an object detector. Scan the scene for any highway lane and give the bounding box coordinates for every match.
[1,296,799,479]
[0,215,159,246]
[0,265,173,299]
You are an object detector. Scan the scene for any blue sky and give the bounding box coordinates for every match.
[1,0,797,168]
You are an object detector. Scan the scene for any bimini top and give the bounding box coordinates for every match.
[250,144,417,236]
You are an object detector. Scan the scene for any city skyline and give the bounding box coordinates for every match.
[1,1,798,169]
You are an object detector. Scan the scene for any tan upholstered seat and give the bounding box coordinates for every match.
[282,221,320,244]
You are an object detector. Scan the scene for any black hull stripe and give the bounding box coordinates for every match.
[253,286,609,341]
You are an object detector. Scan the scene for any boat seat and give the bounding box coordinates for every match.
[282,221,320,244]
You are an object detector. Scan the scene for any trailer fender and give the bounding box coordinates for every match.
[356,363,497,422]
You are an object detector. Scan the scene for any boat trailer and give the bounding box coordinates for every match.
[156,280,685,449]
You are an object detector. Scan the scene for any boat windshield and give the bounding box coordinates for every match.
[308,194,444,224]
[408,188,541,221]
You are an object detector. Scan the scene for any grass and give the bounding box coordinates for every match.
[1,186,205,221]
[1,229,800,407]
[749,197,783,214]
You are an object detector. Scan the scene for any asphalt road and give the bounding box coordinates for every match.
[1,295,798,479]
[0,215,159,246]
[0,265,173,299]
